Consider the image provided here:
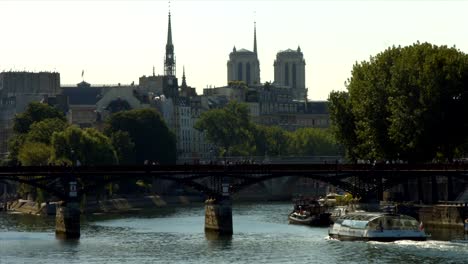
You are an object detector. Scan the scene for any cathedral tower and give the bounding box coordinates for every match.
[274,46,306,100]
[227,22,261,86]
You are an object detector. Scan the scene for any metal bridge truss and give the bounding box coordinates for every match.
[0,164,467,201]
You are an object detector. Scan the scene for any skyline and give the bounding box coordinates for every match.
[1,1,468,100]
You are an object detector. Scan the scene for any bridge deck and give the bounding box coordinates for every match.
[0,164,468,177]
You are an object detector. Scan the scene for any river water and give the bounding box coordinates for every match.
[1,202,467,264]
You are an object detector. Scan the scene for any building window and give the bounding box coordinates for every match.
[237,62,243,81]
[285,63,289,86]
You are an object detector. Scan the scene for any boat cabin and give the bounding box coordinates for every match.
[329,212,427,241]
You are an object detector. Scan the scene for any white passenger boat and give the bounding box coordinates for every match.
[329,212,428,242]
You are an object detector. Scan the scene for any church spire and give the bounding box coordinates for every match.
[167,9,172,46]
[253,21,257,55]
[181,66,187,87]
[164,3,176,77]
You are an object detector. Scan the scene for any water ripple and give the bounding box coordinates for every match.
[1,202,467,264]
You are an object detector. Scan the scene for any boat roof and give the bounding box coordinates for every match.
[338,212,417,222]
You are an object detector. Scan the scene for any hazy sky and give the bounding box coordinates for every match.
[1,0,468,100]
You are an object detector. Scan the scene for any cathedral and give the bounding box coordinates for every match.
[274,47,307,101]
[227,23,261,86]
[227,23,307,101]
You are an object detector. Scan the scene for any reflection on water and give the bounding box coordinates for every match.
[425,225,466,241]
[1,203,467,264]
[204,230,233,241]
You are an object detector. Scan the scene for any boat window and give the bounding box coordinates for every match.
[390,219,403,230]
[402,219,419,230]
[341,220,368,229]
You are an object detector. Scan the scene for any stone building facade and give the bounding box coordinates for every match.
[0,71,61,158]
[274,47,307,100]
[227,24,260,86]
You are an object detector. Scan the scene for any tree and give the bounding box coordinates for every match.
[110,131,136,165]
[329,42,468,162]
[18,142,53,166]
[13,102,65,134]
[253,125,288,156]
[17,142,54,200]
[51,126,117,165]
[195,101,254,157]
[328,91,359,161]
[26,118,68,144]
[104,109,176,164]
[7,134,26,165]
[287,128,341,156]
[8,102,66,163]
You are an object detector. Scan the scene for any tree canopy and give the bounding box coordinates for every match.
[13,102,66,134]
[329,42,468,162]
[8,103,67,164]
[51,126,117,165]
[26,118,68,144]
[195,101,254,156]
[196,101,341,157]
[104,108,176,164]
[287,128,342,156]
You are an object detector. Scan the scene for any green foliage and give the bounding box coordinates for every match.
[26,118,68,144]
[196,101,340,158]
[287,128,341,156]
[51,126,117,165]
[13,102,65,134]
[228,80,248,88]
[110,131,136,165]
[329,42,468,162]
[18,142,53,166]
[328,91,359,161]
[8,103,66,163]
[195,101,254,156]
[253,125,288,156]
[104,108,176,164]
[7,134,26,164]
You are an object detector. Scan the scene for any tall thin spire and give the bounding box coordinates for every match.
[167,5,172,46]
[253,21,257,55]
[164,1,176,77]
[181,66,187,87]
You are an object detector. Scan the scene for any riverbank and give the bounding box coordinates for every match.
[4,195,205,216]
[418,203,468,228]
[4,197,467,231]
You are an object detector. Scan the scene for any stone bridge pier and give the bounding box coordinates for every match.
[204,179,233,235]
[56,179,80,239]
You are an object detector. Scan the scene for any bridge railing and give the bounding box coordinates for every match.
[1,163,468,177]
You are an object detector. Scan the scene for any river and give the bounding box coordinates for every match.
[1,202,467,264]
